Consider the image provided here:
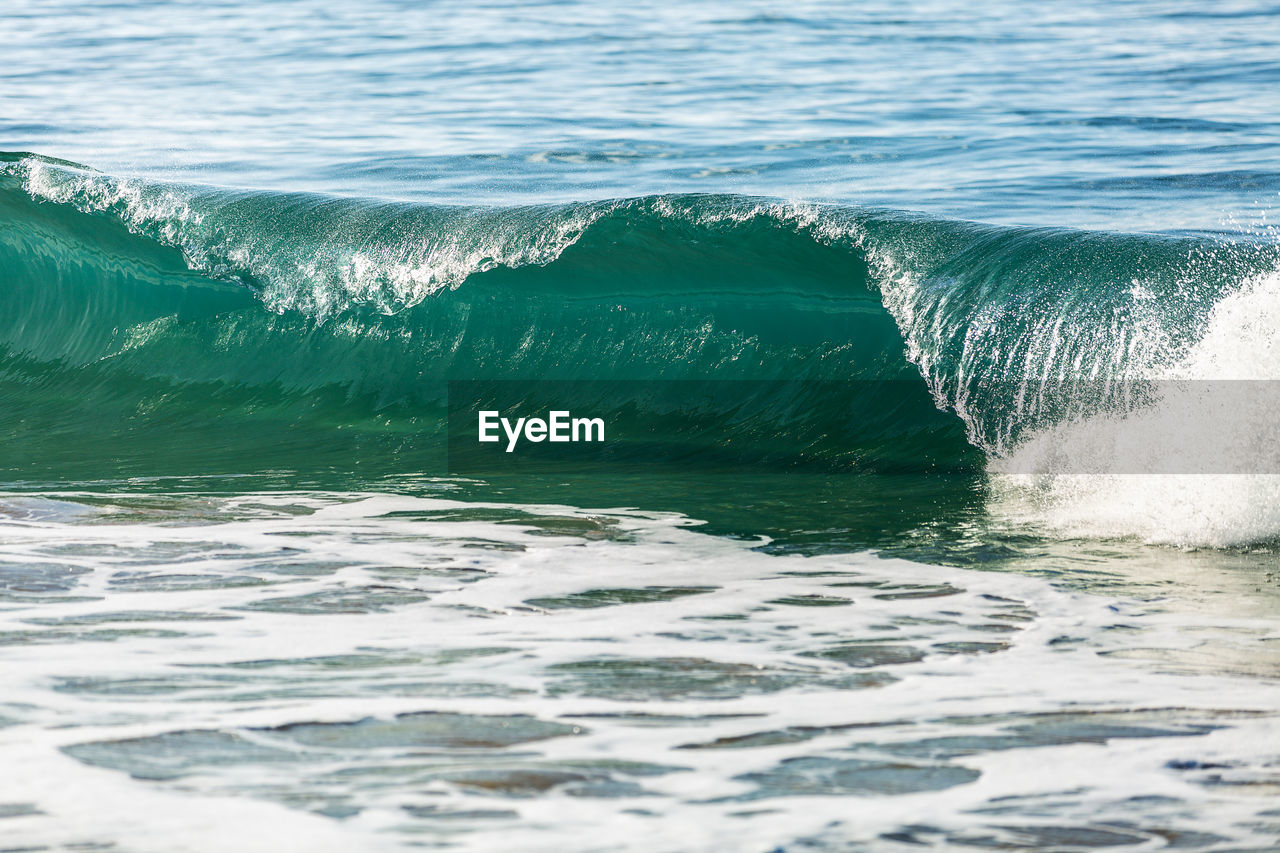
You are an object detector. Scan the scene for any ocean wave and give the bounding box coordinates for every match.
[4,152,1280,544]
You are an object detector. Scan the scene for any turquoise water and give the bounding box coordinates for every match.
[2,2,1280,850]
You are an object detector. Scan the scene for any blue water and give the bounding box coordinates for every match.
[5,0,1280,231]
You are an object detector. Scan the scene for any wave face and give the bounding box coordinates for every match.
[3,153,1279,542]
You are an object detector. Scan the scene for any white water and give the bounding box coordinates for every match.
[990,269,1280,547]
[2,491,1277,851]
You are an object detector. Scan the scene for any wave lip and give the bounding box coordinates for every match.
[6,153,607,318]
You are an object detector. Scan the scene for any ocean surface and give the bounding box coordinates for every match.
[3,1,1280,850]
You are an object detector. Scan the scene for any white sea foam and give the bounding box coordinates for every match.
[991,269,1280,547]
[0,491,1276,851]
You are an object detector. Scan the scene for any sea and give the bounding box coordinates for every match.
[2,1,1280,850]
